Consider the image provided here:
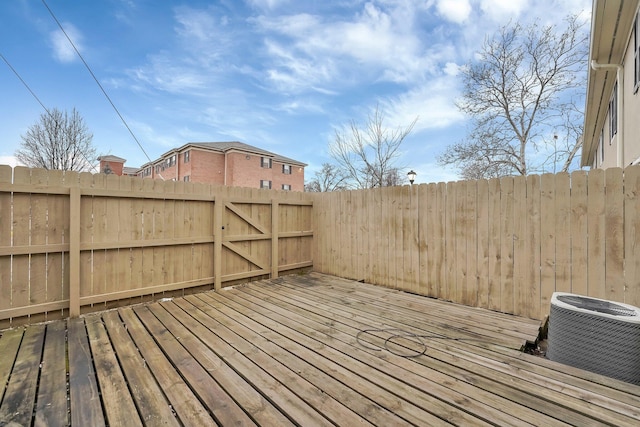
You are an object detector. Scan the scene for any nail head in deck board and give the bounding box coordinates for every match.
[67,318,105,426]
[0,324,45,426]
[34,322,68,427]
[85,316,142,427]
[101,311,180,426]
[134,305,258,426]
[117,307,216,427]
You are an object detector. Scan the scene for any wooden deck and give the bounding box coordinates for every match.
[1,273,639,426]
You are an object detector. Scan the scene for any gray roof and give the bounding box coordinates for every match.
[97,155,127,163]
[142,141,307,168]
[189,141,307,167]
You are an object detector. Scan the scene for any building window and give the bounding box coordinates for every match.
[261,157,272,168]
[167,155,176,167]
[634,11,640,92]
[183,150,190,163]
[282,184,291,191]
[282,164,291,174]
[609,81,618,141]
[183,175,190,182]
[144,167,151,177]
[599,128,604,165]
[260,180,272,189]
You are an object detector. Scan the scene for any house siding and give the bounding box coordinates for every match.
[624,17,640,165]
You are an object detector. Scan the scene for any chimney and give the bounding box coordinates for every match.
[97,155,126,176]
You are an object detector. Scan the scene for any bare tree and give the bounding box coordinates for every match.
[305,162,349,192]
[15,108,96,171]
[438,15,589,179]
[330,104,417,189]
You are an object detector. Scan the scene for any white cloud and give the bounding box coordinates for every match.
[384,74,465,132]
[50,23,83,63]
[479,0,527,21]
[435,0,472,24]
[246,0,290,11]
[253,2,443,92]
[443,62,461,76]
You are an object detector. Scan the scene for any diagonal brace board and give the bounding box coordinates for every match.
[225,202,270,235]
[222,241,269,270]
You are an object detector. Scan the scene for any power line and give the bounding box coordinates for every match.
[41,0,153,164]
[1,52,99,173]
[1,53,50,114]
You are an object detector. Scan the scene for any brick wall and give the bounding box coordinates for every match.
[144,147,305,190]
[99,159,124,176]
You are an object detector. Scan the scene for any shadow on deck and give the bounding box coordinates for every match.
[1,273,639,426]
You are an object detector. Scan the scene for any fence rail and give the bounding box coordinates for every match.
[0,166,313,328]
[3,164,640,325]
[311,166,640,320]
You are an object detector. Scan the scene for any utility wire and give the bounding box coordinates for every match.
[1,53,50,114]
[41,0,153,164]
[1,52,99,173]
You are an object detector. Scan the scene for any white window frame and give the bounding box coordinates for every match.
[183,150,190,163]
[261,157,272,168]
[609,81,618,141]
[635,11,640,92]
[260,180,272,189]
[282,164,291,174]
[599,128,605,165]
[282,184,291,191]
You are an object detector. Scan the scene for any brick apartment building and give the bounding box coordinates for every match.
[98,142,306,191]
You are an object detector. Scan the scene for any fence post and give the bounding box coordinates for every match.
[69,186,81,317]
[271,199,279,279]
[214,197,223,291]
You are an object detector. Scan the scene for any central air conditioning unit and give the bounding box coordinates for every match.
[547,292,640,385]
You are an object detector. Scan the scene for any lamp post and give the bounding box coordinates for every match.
[407,170,416,185]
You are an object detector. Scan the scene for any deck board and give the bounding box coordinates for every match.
[1,273,639,426]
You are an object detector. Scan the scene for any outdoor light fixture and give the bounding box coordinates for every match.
[407,170,416,185]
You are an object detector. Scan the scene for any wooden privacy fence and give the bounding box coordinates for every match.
[0,166,313,328]
[311,166,640,320]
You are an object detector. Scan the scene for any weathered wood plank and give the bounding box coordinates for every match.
[512,175,527,317]
[255,279,561,424]
[555,172,572,293]
[257,275,639,426]
[68,318,105,426]
[587,168,606,300]
[177,295,337,427]
[605,168,625,302]
[85,316,142,427]
[0,328,23,404]
[34,322,68,427]
[102,310,179,426]
[570,171,588,296]
[117,307,215,426]
[135,304,257,426]
[540,173,557,316]
[191,292,424,426]
[225,281,529,426]
[624,165,640,307]
[0,324,45,426]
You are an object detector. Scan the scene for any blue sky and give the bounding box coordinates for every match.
[0,0,590,184]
